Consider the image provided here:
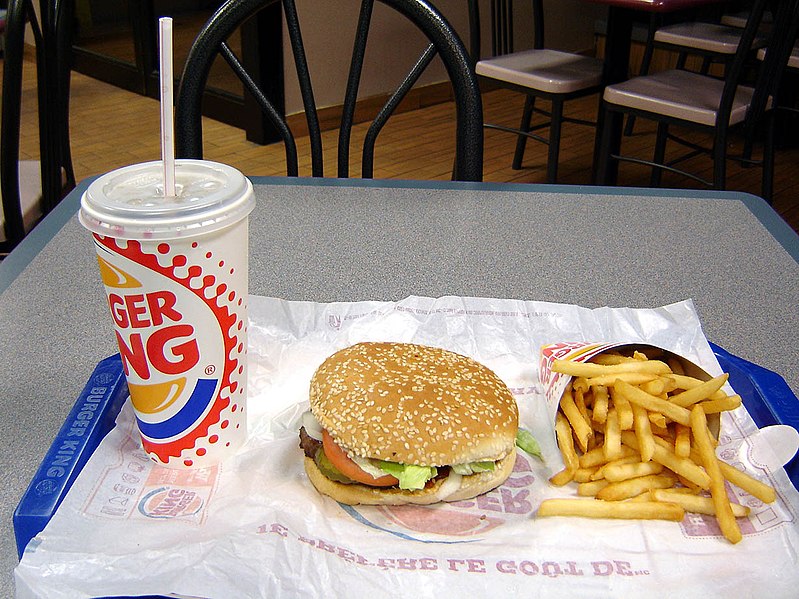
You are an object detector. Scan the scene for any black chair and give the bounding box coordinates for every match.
[594,0,799,203]
[466,0,603,183]
[175,0,483,181]
[1,0,75,255]
[623,4,770,137]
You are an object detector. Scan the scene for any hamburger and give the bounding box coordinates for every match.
[298,342,519,505]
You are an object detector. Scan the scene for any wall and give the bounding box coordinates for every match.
[283,0,605,115]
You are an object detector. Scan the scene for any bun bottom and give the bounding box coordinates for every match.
[303,448,516,506]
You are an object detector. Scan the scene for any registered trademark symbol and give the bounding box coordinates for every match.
[205,365,216,375]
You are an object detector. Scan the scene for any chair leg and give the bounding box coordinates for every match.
[546,100,564,183]
[713,129,727,190]
[762,112,775,203]
[624,14,658,137]
[650,122,669,187]
[594,102,622,185]
[512,95,535,170]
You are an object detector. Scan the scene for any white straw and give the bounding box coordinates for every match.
[159,17,176,197]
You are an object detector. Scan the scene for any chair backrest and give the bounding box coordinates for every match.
[744,0,799,127]
[1,0,34,249]
[466,0,544,62]
[719,0,799,129]
[174,0,484,182]
[1,0,75,253]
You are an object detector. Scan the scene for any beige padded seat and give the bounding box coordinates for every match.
[655,22,767,55]
[475,49,603,94]
[603,69,766,127]
[757,42,799,69]
[721,10,771,29]
[0,160,42,244]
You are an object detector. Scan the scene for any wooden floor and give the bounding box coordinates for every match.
[6,52,799,235]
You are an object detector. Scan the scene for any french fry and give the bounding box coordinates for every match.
[632,403,655,462]
[640,378,666,396]
[590,455,641,480]
[691,405,742,544]
[572,377,590,394]
[550,412,578,486]
[614,380,692,427]
[592,384,609,424]
[674,423,691,458]
[596,473,676,501]
[670,374,730,408]
[560,386,593,453]
[603,461,664,482]
[578,444,637,469]
[577,479,610,496]
[612,389,635,430]
[651,489,750,518]
[591,353,638,365]
[716,460,777,504]
[574,467,600,483]
[548,346,777,544]
[538,498,685,521]
[551,359,671,378]
[604,408,623,461]
[667,357,685,375]
[586,373,658,387]
[648,411,668,429]
[621,431,710,489]
[549,468,575,487]
[698,395,742,414]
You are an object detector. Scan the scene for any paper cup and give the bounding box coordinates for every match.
[80,160,255,469]
[540,341,720,439]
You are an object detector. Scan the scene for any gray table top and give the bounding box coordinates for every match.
[1,176,798,597]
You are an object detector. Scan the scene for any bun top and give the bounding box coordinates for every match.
[309,342,518,466]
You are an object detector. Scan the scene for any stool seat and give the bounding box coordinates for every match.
[603,69,764,128]
[1,161,42,243]
[655,22,767,54]
[757,42,799,69]
[476,49,603,95]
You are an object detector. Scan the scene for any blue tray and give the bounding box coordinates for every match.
[13,345,799,559]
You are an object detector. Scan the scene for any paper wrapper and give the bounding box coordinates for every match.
[540,341,721,436]
[14,296,799,599]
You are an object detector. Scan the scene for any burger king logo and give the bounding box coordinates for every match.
[94,235,247,468]
[340,453,538,542]
[138,486,205,519]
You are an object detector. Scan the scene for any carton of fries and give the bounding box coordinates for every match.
[537,341,769,544]
[540,341,722,436]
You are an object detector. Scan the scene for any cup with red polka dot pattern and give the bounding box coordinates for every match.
[79,159,255,469]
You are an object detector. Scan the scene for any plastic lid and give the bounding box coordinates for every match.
[79,160,255,240]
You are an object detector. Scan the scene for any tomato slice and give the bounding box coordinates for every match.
[322,429,398,487]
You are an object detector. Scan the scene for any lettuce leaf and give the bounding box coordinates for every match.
[378,461,437,490]
[451,461,496,475]
[516,428,543,461]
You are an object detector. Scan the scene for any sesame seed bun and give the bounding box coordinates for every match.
[309,342,519,466]
[303,449,517,505]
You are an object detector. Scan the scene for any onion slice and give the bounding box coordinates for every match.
[435,471,463,502]
[301,410,324,440]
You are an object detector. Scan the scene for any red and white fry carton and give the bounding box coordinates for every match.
[540,341,720,432]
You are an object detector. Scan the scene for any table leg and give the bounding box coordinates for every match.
[595,6,635,185]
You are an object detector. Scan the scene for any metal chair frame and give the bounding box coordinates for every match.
[174,0,484,181]
[594,0,799,203]
[466,0,603,183]
[1,0,75,255]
